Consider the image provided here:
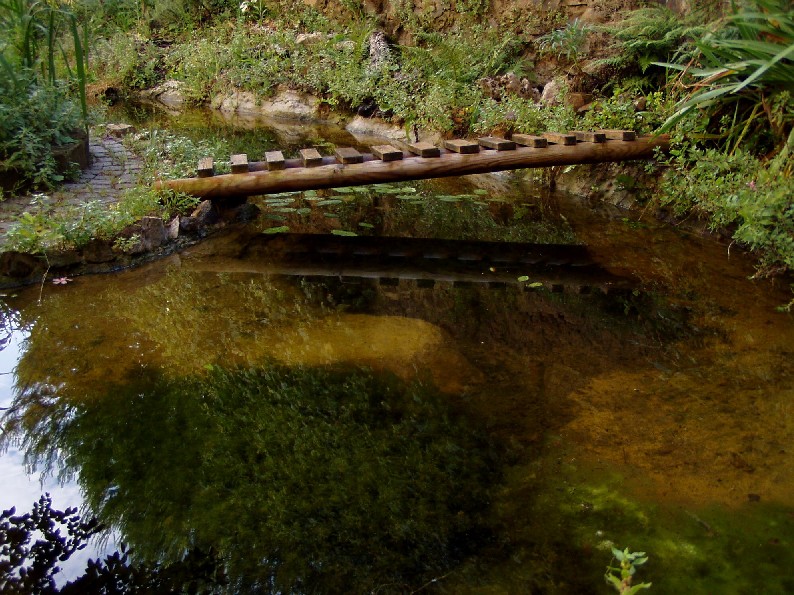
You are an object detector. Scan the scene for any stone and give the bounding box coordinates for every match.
[167,216,180,240]
[106,123,136,137]
[227,203,261,223]
[566,92,593,111]
[192,200,217,226]
[141,80,186,107]
[541,78,565,105]
[82,239,115,263]
[0,251,44,278]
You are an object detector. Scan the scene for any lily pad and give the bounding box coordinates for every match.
[331,230,358,236]
[263,226,290,234]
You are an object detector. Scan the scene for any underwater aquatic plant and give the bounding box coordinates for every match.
[605,547,652,594]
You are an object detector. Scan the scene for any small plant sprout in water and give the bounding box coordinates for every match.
[605,547,652,594]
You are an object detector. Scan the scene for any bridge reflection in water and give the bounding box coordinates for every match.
[193,233,637,295]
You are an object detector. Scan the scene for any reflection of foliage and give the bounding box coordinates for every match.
[0,494,227,592]
[3,365,499,592]
[0,494,100,592]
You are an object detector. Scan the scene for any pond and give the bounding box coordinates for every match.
[1,109,793,593]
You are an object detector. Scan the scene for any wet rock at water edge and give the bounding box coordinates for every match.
[0,251,45,278]
[82,239,115,263]
[191,200,218,227]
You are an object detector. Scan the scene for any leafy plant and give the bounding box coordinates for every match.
[605,547,652,594]
[658,0,794,153]
[536,18,589,65]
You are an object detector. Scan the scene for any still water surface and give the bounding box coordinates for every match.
[1,112,793,592]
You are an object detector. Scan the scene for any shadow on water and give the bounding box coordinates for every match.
[2,106,794,592]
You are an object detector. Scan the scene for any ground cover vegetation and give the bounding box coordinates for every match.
[2,0,791,286]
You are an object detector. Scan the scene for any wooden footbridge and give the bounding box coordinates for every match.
[156,130,669,199]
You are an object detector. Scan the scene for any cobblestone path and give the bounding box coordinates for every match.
[0,135,143,249]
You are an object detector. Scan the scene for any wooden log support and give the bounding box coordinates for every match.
[478,137,516,151]
[156,134,670,199]
[300,148,323,167]
[599,129,636,141]
[197,157,215,178]
[512,134,548,148]
[265,150,286,170]
[574,131,606,143]
[444,139,480,154]
[371,145,403,161]
[543,132,577,145]
[334,147,364,164]
[230,154,249,174]
[408,142,441,158]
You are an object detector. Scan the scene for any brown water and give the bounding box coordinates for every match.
[1,141,793,592]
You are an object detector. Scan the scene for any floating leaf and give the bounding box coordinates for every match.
[358,222,375,228]
[296,207,311,215]
[517,275,529,282]
[527,282,543,288]
[275,207,297,213]
[332,187,355,193]
[323,213,339,218]
[331,230,358,236]
[263,226,289,234]
[398,194,421,200]
[317,199,342,206]
[303,190,318,198]
[473,188,488,195]
[264,214,286,221]
[439,196,461,202]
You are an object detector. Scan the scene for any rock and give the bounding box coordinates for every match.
[139,217,167,250]
[82,239,115,263]
[47,249,83,268]
[191,200,217,227]
[296,32,326,44]
[504,72,522,95]
[345,116,408,142]
[179,216,199,234]
[226,203,261,223]
[213,90,259,114]
[0,251,44,278]
[566,92,593,111]
[141,80,186,106]
[167,216,180,240]
[106,123,136,137]
[259,87,320,120]
[541,78,565,105]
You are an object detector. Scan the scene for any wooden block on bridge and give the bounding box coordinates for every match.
[478,137,516,151]
[230,153,249,173]
[197,157,215,178]
[574,131,606,143]
[299,148,323,167]
[598,129,636,141]
[512,134,548,148]
[444,139,480,154]
[542,132,577,145]
[264,150,286,170]
[371,145,403,161]
[334,147,364,164]
[408,142,441,158]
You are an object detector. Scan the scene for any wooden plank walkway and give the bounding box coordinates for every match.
[155,130,669,199]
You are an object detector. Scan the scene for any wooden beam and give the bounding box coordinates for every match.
[334,147,364,164]
[230,153,249,173]
[264,150,285,170]
[156,135,670,199]
[371,145,403,161]
[300,148,323,167]
[478,137,516,151]
[512,134,548,148]
[543,132,576,145]
[574,131,606,143]
[599,129,636,141]
[444,139,480,154]
[408,142,441,158]
[197,157,214,178]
